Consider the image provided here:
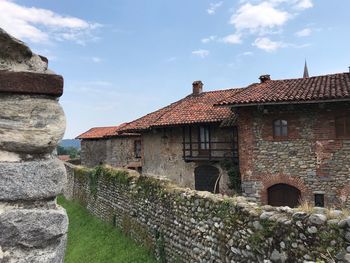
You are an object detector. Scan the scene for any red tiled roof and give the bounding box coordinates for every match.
[121,88,243,132]
[217,73,350,106]
[58,155,70,161]
[76,123,139,139]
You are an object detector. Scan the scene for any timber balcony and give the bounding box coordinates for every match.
[182,126,239,163]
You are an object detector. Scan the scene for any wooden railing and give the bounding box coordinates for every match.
[182,141,238,162]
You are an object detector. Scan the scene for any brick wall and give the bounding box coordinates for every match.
[237,102,350,207]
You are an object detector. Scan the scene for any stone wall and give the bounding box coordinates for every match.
[81,136,140,168]
[237,103,350,207]
[142,126,232,194]
[65,164,350,263]
[81,139,107,167]
[0,29,67,262]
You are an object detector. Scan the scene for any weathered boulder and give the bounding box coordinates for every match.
[0,28,49,73]
[0,235,67,263]
[0,207,68,248]
[0,95,65,155]
[0,158,66,201]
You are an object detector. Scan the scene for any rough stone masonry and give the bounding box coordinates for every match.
[0,28,68,262]
[66,164,350,263]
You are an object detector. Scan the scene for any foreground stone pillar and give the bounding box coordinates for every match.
[0,28,68,262]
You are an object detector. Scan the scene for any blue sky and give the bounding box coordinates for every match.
[0,0,349,138]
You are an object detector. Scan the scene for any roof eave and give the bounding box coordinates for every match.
[219,98,350,108]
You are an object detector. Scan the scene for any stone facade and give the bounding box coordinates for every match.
[65,164,350,263]
[237,102,350,207]
[80,136,141,168]
[142,125,235,194]
[0,29,67,262]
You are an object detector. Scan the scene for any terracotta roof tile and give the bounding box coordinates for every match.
[58,155,70,161]
[121,88,243,132]
[217,73,350,106]
[76,123,139,139]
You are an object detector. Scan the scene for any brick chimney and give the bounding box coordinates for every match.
[259,74,271,83]
[192,80,203,95]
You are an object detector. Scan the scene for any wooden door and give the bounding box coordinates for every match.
[268,184,301,208]
[195,165,219,193]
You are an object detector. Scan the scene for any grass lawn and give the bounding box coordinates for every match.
[58,196,156,263]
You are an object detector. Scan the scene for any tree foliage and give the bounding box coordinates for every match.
[57,146,80,159]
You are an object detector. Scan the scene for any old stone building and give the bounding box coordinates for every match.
[77,123,142,170]
[77,71,350,208]
[120,81,242,194]
[218,73,350,208]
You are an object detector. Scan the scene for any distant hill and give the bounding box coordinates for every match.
[59,139,81,149]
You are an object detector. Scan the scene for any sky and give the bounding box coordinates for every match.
[0,0,349,138]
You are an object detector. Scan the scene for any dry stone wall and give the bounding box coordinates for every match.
[65,164,350,263]
[0,29,67,262]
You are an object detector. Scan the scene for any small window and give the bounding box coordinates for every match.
[273,119,288,137]
[335,116,350,138]
[314,194,324,207]
[134,140,142,158]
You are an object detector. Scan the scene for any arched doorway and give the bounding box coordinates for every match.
[268,183,301,208]
[194,165,220,193]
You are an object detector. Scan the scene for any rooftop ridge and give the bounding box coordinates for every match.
[269,72,350,82]
[217,72,350,106]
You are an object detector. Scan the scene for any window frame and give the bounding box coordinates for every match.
[134,140,142,158]
[335,115,350,138]
[273,119,288,138]
[198,126,210,150]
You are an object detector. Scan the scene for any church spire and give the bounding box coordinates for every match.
[303,60,309,78]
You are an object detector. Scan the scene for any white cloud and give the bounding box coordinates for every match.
[242,51,253,56]
[91,57,102,63]
[192,49,210,58]
[295,28,311,37]
[0,0,100,44]
[288,43,311,48]
[253,37,283,52]
[201,35,217,43]
[294,0,313,10]
[268,0,313,10]
[221,33,242,44]
[207,2,223,15]
[230,2,289,34]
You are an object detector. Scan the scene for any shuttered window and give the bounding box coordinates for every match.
[273,119,288,137]
[335,116,350,138]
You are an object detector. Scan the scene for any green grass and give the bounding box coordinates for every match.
[58,196,156,263]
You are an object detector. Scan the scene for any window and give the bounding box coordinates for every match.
[199,126,210,150]
[273,119,288,137]
[335,116,350,138]
[314,194,325,207]
[134,140,142,158]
